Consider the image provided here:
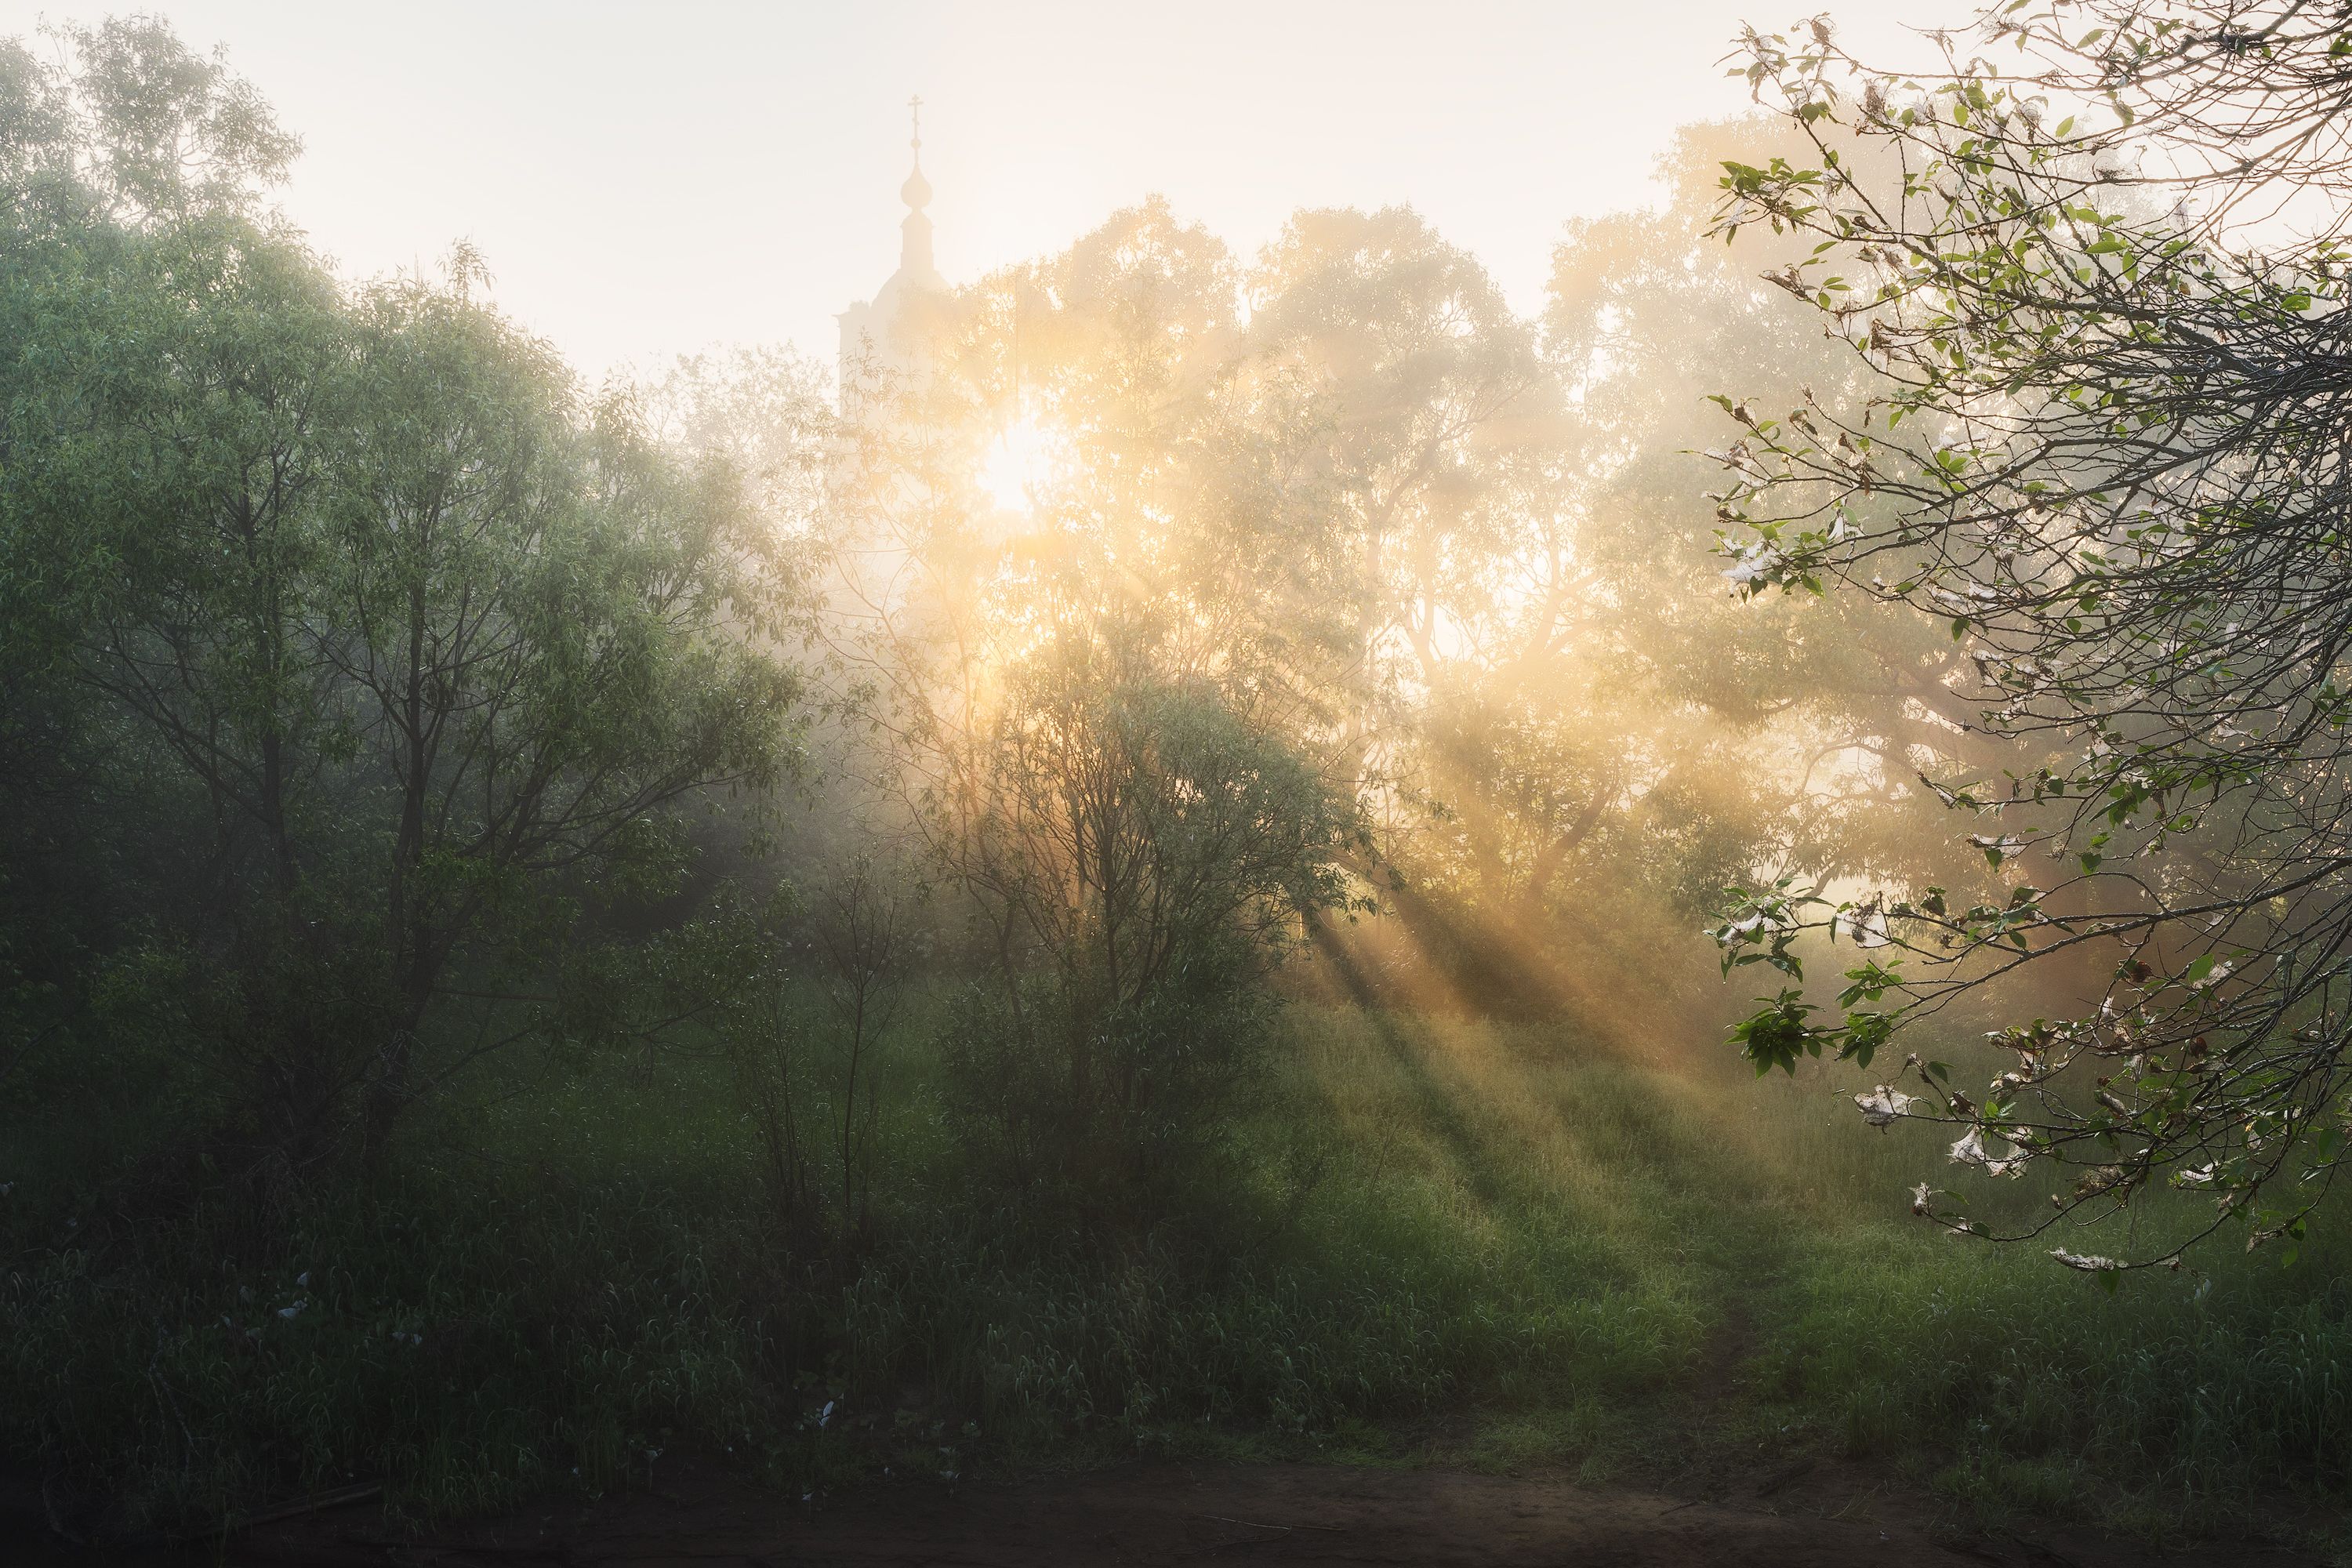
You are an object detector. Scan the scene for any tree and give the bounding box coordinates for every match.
[1312,132,2002,1025]
[818,203,1372,1192]
[1402,122,1958,1014]
[827,185,1965,1046]
[0,20,806,1171]
[1710,1,2352,1266]
[328,265,804,1151]
[923,621,1359,1195]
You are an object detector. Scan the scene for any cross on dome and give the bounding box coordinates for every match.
[902,95,931,212]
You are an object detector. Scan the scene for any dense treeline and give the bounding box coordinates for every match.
[0,21,803,1187]
[0,22,1996,1207]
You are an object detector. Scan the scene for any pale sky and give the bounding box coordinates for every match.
[9,1,1956,378]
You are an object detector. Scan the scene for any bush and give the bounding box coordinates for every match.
[940,969,1276,1212]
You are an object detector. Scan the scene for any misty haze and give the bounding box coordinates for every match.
[3,5,2350,1565]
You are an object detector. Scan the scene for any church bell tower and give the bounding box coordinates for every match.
[837,97,949,419]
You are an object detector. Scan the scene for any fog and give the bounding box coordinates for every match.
[5,5,2347,1557]
[14,0,1961,370]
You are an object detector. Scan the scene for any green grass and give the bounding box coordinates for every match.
[5,1001,2348,1545]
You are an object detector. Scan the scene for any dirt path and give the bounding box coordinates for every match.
[216,1458,2324,1568]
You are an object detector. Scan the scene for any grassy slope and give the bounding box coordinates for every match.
[1276,1010,2352,1531]
[3,1002,2347,1542]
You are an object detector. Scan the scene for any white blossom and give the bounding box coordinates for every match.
[1840,906,1892,948]
[2188,961,2233,992]
[1854,1085,1916,1127]
[2050,1248,2123,1272]
[1948,1126,2031,1178]
[1722,540,1787,586]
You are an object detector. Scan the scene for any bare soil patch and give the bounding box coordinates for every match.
[202,1457,2326,1567]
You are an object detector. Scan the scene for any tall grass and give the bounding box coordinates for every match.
[3,1002,2346,1540]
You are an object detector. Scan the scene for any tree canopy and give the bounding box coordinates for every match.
[1712,0,2352,1267]
[0,19,805,1170]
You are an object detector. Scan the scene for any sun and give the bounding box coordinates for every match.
[979,415,1060,514]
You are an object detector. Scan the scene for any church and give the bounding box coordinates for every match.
[836,99,949,423]
[833,102,1047,519]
